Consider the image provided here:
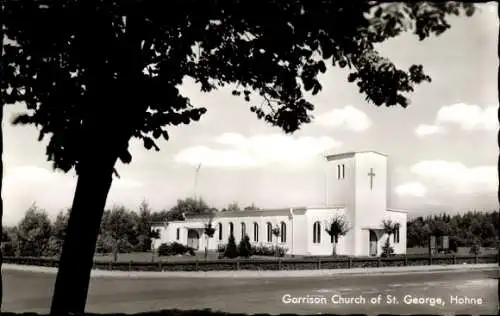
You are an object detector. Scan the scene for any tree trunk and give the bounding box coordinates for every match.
[0,3,5,310]
[497,4,500,308]
[205,235,208,261]
[113,241,118,263]
[50,150,117,315]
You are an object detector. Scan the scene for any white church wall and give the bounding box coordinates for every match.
[325,154,356,255]
[385,210,407,254]
[353,152,388,256]
[212,214,294,253]
[358,229,370,256]
[154,221,184,248]
[291,214,307,255]
[306,208,347,256]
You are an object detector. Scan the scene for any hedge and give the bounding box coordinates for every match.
[3,253,497,272]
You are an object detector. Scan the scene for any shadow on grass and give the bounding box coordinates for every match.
[2,311,304,316]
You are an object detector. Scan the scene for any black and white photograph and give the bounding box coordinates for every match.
[0,1,498,316]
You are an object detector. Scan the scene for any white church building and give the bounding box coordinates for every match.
[152,151,407,257]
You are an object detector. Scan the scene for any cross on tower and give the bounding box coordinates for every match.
[368,168,376,190]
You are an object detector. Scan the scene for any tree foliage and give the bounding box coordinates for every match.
[243,203,260,211]
[238,234,252,258]
[325,215,350,255]
[221,202,241,212]
[224,233,238,259]
[0,2,477,313]
[167,197,213,221]
[1,2,475,172]
[407,211,499,249]
[16,204,52,257]
[101,205,137,262]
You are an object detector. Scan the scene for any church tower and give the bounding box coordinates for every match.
[325,151,389,255]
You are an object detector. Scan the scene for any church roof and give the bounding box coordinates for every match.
[386,208,408,214]
[325,150,388,161]
[186,207,307,219]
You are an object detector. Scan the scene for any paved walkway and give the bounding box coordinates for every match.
[2,263,497,279]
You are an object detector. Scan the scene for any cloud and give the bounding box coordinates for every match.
[395,182,427,197]
[436,103,497,131]
[113,178,144,189]
[314,105,372,132]
[174,133,342,168]
[409,160,497,193]
[416,103,497,136]
[4,165,71,186]
[414,124,446,137]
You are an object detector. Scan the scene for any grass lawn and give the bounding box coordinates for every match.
[94,247,497,263]
[406,246,497,255]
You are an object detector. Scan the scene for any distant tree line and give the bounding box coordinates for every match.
[407,211,499,249]
[0,198,258,260]
[2,200,497,259]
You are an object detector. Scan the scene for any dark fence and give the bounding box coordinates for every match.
[3,253,497,272]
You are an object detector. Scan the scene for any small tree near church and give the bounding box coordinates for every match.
[224,233,238,259]
[203,217,216,260]
[272,225,280,257]
[381,220,400,257]
[325,215,350,256]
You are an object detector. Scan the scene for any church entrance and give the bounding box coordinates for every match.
[187,229,200,250]
[369,230,378,256]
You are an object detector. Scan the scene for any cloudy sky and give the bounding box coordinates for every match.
[3,4,498,225]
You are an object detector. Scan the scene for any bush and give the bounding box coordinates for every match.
[381,238,394,257]
[238,235,252,258]
[273,245,288,257]
[157,242,195,256]
[448,236,463,253]
[224,234,238,259]
[483,237,498,248]
[470,239,481,255]
[217,244,226,253]
[2,242,17,257]
[252,243,288,257]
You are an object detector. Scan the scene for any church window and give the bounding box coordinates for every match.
[313,221,321,243]
[241,222,246,239]
[176,228,180,240]
[337,165,341,179]
[342,164,345,179]
[218,223,222,240]
[254,222,259,242]
[280,222,287,243]
[394,227,400,243]
[267,222,272,242]
[229,222,234,236]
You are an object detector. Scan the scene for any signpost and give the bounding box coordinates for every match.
[442,236,449,253]
[429,235,436,255]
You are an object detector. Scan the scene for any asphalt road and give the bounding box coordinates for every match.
[3,268,499,315]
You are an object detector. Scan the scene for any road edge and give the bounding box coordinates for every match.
[2,263,497,279]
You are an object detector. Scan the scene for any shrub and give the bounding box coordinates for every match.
[273,245,288,257]
[224,234,239,258]
[252,244,287,257]
[157,243,172,256]
[217,244,226,253]
[157,242,195,256]
[469,239,481,255]
[448,236,462,253]
[381,238,394,257]
[2,242,17,257]
[238,235,252,258]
